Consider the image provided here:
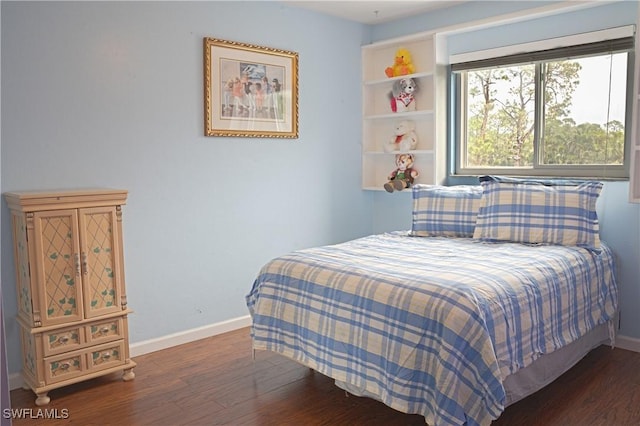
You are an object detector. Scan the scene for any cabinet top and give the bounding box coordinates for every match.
[4,188,128,212]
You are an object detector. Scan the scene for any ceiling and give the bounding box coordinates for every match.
[283,1,464,24]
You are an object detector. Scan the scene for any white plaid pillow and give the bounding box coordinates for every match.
[473,177,603,250]
[411,185,483,238]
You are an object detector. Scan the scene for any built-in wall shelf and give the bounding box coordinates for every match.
[361,33,447,192]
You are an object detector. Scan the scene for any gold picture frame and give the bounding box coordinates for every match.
[204,38,299,138]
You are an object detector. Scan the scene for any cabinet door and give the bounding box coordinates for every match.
[78,206,123,318]
[32,210,84,326]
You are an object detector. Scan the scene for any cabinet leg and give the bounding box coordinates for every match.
[122,368,135,381]
[35,392,50,406]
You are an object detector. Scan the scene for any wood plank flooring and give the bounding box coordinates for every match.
[8,327,640,425]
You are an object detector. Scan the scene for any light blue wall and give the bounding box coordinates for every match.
[1,1,371,375]
[445,1,636,56]
[370,1,640,340]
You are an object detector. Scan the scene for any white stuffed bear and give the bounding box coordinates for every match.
[383,120,418,153]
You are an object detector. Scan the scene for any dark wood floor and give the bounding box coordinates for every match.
[8,327,640,425]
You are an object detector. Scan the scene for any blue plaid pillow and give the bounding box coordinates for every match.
[472,176,603,250]
[411,185,483,237]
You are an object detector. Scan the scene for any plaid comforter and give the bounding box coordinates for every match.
[246,232,618,425]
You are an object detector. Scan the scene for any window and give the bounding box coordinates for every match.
[452,36,634,179]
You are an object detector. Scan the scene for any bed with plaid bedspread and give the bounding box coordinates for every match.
[245,232,618,425]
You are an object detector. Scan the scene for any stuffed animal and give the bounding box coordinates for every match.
[388,78,418,113]
[384,153,418,193]
[385,48,416,78]
[383,120,418,153]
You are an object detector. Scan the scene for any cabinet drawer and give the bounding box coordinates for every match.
[44,340,126,385]
[86,318,123,345]
[43,326,85,356]
[44,351,87,385]
[87,341,126,374]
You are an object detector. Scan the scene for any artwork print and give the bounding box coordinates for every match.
[204,38,298,138]
[220,61,285,121]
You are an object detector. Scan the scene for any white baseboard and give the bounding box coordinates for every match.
[616,334,640,353]
[129,315,251,357]
[9,373,24,391]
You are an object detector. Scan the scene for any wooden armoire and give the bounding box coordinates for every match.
[4,189,136,405]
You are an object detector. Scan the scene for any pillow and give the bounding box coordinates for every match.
[411,184,483,238]
[472,176,603,250]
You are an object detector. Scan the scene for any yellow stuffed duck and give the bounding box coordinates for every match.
[385,48,415,78]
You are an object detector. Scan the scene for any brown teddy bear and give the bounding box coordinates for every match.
[384,154,419,193]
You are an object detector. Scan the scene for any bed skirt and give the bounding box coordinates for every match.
[334,320,614,409]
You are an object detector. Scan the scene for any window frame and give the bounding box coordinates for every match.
[451,38,635,180]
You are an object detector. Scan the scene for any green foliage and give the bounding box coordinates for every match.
[543,119,625,165]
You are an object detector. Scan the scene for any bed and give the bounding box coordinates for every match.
[245,177,618,425]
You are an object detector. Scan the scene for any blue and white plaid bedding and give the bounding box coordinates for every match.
[246,232,618,426]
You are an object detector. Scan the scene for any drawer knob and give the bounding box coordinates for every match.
[100,326,110,334]
[101,352,112,360]
[60,362,71,370]
[58,335,70,344]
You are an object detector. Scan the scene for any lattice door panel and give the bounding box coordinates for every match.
[79,207,122,318]
[33,210,83,326]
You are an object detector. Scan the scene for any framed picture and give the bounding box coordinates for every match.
[204,38,299,138]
